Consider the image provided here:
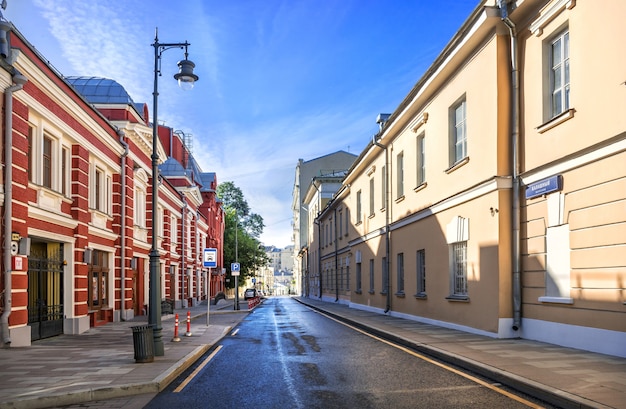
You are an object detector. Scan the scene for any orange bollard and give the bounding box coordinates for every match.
[185,310,192,337]
[172,313,181,342]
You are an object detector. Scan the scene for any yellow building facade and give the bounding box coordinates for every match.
[309,0,626,357]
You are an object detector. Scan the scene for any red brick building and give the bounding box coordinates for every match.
[0,23,223,347]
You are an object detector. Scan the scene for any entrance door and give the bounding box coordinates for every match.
[28,242,64,341]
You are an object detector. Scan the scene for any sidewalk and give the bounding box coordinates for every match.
[0,299,251,409]
[295,297,626,409]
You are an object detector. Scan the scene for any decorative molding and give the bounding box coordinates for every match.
[410,112,429,133]
[530,0,576,37]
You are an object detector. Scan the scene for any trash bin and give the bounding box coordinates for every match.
[131,324,154,363]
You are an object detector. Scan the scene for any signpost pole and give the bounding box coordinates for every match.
[203,248,218,325]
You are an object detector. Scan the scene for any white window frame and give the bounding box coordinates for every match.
[416,249,426,297]
[356,190,362,224]
[416,133,425,186]
[449,97,467,166]
[396,252,404,295]
[550,30,570,118]
[396,151,404,199]
[369,178,375,217]
[170,214,178,254]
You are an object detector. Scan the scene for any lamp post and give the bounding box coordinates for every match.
[150,28,198,356]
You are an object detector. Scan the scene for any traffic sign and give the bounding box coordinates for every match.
[203,248,217,268]
[231,262,240,276]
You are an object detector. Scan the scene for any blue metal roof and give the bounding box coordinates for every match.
[65,76,135,105]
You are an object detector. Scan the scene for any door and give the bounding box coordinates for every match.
[28,242,64,341]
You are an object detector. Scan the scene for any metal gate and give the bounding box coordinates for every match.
[28,244,64,341]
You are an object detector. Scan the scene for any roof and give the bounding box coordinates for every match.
[65,76,136,105]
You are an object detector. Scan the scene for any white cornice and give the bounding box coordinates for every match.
[530,0,576,37]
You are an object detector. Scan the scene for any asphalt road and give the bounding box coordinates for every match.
[144,297,553,409]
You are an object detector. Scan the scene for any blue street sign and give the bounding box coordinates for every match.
[231,262,240,276]
[203,248,217,268]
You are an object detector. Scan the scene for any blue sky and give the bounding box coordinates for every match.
[9,0,479,248]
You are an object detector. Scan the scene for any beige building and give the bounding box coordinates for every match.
[306,0,626,358]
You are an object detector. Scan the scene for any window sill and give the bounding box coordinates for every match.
[538,296,573,304]
[394,292,405,298]
[537,108,575,134]
[413,182,427,193]
[395,195,405,204]
[414,293,427,299]
[368,213,375,219]
[445,157,469,174]
[355,290,362,295]
[446,295,469,302]
[380,291,388,295]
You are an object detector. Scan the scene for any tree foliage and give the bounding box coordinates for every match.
[217,182,270,289]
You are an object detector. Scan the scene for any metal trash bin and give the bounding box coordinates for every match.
[131,325,154,363]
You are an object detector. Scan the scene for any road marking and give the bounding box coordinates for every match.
[173,345,223,393]
[231,328,240,336]
[272,311,304,409]
[313,309,545,409]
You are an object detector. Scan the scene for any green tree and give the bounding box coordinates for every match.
[218,182,270,289]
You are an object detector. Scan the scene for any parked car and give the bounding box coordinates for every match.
[244,288,258,300]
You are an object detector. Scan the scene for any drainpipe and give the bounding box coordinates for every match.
[117,130,129,321]
[315,218,321,299]
[499,0,522,330]
[373,117,391,314]
[2,70,28,344]
[181,197,187,307]
[334,208,339,302]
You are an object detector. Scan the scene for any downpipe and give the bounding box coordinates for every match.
[2,70,28,345]
[499,0,522,331]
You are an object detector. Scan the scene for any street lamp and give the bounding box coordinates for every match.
[150,28,198,356]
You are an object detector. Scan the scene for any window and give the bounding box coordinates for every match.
[381,165,386,210]
[95,169,102,210]
[43,135,52,188]
[449,97,467,166]
[369,178,375,216]
[329,217,333,244]
[92,166,111,214]
[396,152,404,198]
[551,30,570,117]
[135,187,146,228]
[344,208,349,235]
[61,146,70,196]
[170,215,178,252]
[452,242,467,296]
[368,259,374,293]
[356,261,361,292]
[381,257,388,294]
[416,133,425,186]
[88,250,109,310]
[28,122,67,196]
[396,253,404,295]
[356,190,362,224]
[27,126,33,182]
[338,211,343,237]
[416,249,426,296]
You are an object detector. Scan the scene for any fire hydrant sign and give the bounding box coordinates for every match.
[203,248,217,268]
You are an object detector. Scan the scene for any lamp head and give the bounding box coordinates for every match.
[174,59,199,90]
